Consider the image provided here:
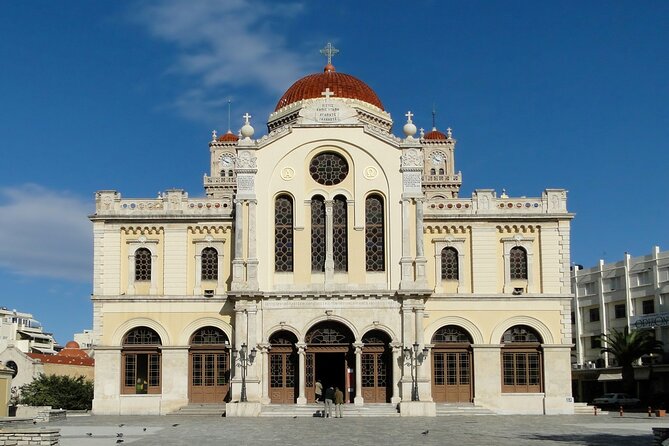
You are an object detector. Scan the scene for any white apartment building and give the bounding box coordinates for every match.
[571,246,669,401]
[0,308,59,355]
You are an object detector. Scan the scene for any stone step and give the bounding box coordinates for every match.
[573,402,608,415]
[259,403,400,418]
[435,403,496,416]
[168,404,227,416]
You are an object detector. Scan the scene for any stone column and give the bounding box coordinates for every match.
[400,199,413,288]
[324,200,334,283]
[216,250,224,294]
[247,199,259,289]
[232,199,245,288]
[149,251,158,295]
[231,307,247,401]
[194,251,202,295]
[257,343,271,404]
[390,342,402,404]
[418,344,433,402]
[296,343,307,405]
[353,342,364,405]
[414,306,425,346]
[414,198,428,287]
[127,254,135,294]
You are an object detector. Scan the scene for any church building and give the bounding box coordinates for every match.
[90,45,574,416]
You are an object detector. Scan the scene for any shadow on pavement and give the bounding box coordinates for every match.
[521,432,650,446]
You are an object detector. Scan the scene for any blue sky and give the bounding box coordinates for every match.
[1,1,668,345]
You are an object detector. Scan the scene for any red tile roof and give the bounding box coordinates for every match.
[424,129,448,140]
[275,64,384,111]
[218,131,239,142]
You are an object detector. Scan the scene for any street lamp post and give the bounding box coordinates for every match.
[404,342,429,402]
[234,343,257,402]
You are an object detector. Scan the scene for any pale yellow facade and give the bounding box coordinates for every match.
[91,63,574,416]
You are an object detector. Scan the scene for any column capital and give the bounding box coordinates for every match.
[256,343,271,353]
[296,342,307,353]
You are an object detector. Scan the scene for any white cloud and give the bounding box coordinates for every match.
[0,185,92,282]
[130,0,308,122]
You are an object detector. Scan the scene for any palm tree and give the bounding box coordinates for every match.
[599,327,664,396]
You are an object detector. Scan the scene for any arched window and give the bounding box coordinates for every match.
[333,195,348,271]
[441,247,459,280]
[311,195,325,272]
[134,248,151,281]
[430,168,436,175]
[509,247,528,280]
[122,327,162,394]
[275,195,294,272]
[501,325,542,393]
[201,247,218,281]
[432,326,472,344]
[365,194,385,272]
[438,168,445,175]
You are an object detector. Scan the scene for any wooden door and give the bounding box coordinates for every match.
[361,348,389,402]
[269,350,297,403]
[189,350,229,403]
[432,350,472,403]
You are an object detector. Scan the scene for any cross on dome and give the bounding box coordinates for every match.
[405,111,414,123]
[321,88,335,100]
[243,113,252,125]
[320,42,339,65]
[447,127,452,137]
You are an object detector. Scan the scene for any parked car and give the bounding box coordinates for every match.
[592,393,640,407]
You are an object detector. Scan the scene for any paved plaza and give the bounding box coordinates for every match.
[48,412,669,446]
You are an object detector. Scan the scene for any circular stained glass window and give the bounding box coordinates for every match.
[309,152,349,185]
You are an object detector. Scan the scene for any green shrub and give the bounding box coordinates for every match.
[18,374,93,410]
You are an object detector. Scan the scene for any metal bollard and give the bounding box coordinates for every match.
[594,405,598,416]
[649,406,653,417]
[619,405,624,417]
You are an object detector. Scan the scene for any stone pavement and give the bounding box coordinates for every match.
[50,412,669,446]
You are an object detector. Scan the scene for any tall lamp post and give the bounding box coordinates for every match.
[404,342,429,401]
[234,343,257,402]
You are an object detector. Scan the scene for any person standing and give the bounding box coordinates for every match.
[334,387,344,418]
[315,379,323,404]
[324,385,335,418]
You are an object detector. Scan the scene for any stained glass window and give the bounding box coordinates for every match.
[509,247,528,279]
[134,248,151,281]
[275,195,294,272]
[441,247,459,280]
[201,247,218,281]
[365,195,385,271]
[333,196,348,271]
[311,196,325,272]
[309,152,349,185]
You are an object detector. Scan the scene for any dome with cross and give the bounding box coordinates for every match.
[274,43,384,112]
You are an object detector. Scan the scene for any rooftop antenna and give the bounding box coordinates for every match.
[432,103,437,130]
[227,99,232,132]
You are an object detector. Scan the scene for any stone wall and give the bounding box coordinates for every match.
[0,428,60,445]
[14,407,66,423]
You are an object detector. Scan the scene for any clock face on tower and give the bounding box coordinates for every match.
[219,154,233,167]
[430,152,445,165]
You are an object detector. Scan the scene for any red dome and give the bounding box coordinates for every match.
[275,65,384,111]
[424,129,447,140]
[65,341,80,349]
[218,131,239,142]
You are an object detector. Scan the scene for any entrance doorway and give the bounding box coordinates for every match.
[305,321,355,403]
[188,327,230,403]
[269,330,298,404]
[431,325,473,403]
[361,329,392,403]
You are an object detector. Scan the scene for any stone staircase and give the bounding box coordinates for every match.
[259,403,400,417]
[573,402,608,415]
[168,403,227,416]
[435,403,496,416]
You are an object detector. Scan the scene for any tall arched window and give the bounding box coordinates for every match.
[333,195,348,271]
[365,194,385,272]
[134,248,152,281]
[441,247,459,280]
[311,195,325,272]
[275,195,294,272]
[122,327,162,394]
[501,325,542,393]
[201,247,218,281]
[509,247,528,279]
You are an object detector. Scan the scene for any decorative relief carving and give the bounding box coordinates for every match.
[281,167,295,180]
[363,166,378,179]
[496,224,539,234]
[403,171,422,189]
[121,226,163,235]
[401,149,423,168]
[236,152,257,169]
[237,175,255,192]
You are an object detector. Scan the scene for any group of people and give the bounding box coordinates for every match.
[314,379,344,418]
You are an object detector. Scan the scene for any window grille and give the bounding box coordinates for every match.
[311,196,325,272]
[333,196,348,271]
[134,248,152,281]
[275,196,294,272]
[309,152,349,185]
[441,247,459,280]
[509,247,528,279]
[365,195,385,271]
[201,247,218,281]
